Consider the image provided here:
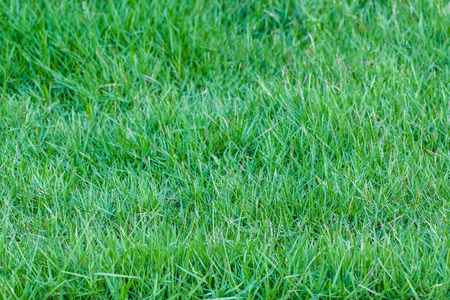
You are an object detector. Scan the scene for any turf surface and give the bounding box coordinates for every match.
[1,0,450,298]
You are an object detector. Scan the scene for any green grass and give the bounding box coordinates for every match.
[1,0,450,298]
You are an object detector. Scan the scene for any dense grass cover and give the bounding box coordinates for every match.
[1,0,450,298]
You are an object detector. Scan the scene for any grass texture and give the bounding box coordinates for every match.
[1,0,450,298]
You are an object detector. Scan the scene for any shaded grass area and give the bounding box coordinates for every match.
[1,0,450,298]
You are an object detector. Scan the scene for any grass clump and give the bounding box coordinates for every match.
[1,0,450,298]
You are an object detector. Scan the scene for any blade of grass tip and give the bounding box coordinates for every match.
[332,255,346,287]
[403,272,420,300]
[3,279,19,300]
[62,215,96,271]
[209,297,244,300]
[152,271,159,298]
[45,280,68,298]
[175,264,204,282]
[61,271,90,279]
[94,273,140,279]
[358,284,381,297]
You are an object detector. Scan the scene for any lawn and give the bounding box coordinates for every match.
[1,0,450,298]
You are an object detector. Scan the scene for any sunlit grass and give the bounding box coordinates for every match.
[1,0,450,298]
